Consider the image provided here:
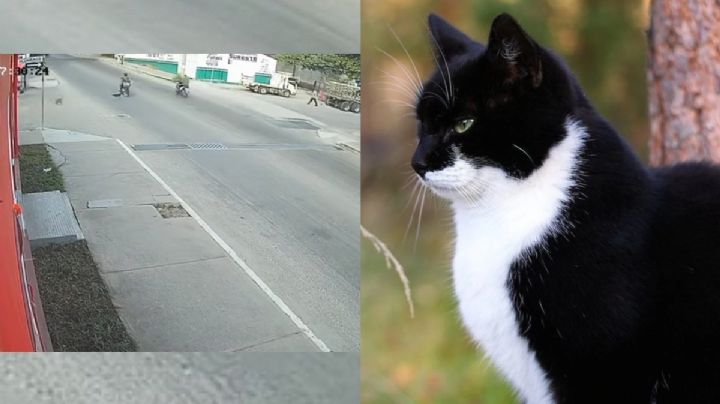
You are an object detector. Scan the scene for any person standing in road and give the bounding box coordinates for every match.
[120,73,131,93]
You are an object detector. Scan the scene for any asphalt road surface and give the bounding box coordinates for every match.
[0,353,359,403]
[21,55,359,351]
[1,0,358,53]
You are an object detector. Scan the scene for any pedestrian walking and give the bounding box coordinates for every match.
[307,88,319,106]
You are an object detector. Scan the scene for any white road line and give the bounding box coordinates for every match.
[116,139,331,352]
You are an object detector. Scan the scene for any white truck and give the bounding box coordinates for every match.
[323,81,360,113]
[248,72,298,97]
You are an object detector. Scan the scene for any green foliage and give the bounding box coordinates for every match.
[19,144,65,193]
[275,54,361,79]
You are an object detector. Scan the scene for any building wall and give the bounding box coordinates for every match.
[0,54,50,351]
[120,54,277,84]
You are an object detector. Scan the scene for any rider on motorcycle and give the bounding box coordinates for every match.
[175,73,189,92]
[120,73,131,92]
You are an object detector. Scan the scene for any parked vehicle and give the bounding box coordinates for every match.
[323,81,360,113]
[248,73,297,97]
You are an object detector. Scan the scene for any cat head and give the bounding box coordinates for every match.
[412,13,584,202]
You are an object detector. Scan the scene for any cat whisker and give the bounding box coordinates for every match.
[413,185,428,253]
[403,180,425,244]
[372,98,417,112]
[387,24,424,97]
[420,91,450,110]
[401,181,423,216]
[376,46,423,97]
[371,73,421,102]
[401,175,420,191]
[427,27,454,105]
[512,143,536,166]
[377,71,422,99]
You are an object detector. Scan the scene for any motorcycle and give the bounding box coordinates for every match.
[175,82,189,97]
[120,80,131,97]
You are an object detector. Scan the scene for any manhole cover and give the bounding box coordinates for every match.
[153,203,190,218]
[189,143,228,150]
[270,119,320,131]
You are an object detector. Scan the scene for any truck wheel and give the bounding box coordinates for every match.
[351,102,360,113]
[259,87,268,94]
[282,89,290,97]
[341,101,351,112]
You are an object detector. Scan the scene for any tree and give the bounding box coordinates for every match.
[647,0,720,165]
[274,54,360,80]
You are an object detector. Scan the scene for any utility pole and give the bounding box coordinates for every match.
[40,62,45,130]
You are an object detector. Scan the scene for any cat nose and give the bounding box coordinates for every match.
[412,156,429,178]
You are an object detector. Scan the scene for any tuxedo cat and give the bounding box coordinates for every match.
[412,13,720,404]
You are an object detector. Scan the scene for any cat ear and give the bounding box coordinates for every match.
[487,13,542,87]
[428,13,481,63]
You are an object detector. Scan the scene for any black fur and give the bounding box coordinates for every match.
[413,13,720,404]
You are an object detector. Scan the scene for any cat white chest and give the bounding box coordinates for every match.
[443,121,585,404]
[453,205,555,404]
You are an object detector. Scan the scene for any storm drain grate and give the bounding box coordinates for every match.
[270,118,320,131]
[189,142,228,150]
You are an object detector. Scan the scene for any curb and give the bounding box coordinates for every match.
[337,142,360,153]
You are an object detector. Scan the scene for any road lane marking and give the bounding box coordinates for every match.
[117,138,331,352]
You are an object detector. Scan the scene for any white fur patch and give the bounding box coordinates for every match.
[423,119,586,404]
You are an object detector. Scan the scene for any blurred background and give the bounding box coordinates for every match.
[361,0,651,402]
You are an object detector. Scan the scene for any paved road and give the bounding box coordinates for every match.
[21,55,359,351]
[0,353,359,403]
[1,0,358,53]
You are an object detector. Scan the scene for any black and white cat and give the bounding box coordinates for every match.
[412,13,720,404]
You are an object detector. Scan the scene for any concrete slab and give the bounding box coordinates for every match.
[64,172,171,210]
[54,147,146,177]
[233,332,317,352]
[26,78,59,88]
[87,198,124,208]
[19,129,44,145]
[103,257,311,352]
[23,191,84,248]
[76,205,226,273]
[42,128,110,143]
[47,138,118,153]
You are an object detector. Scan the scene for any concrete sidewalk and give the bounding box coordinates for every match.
[22,130,318,352]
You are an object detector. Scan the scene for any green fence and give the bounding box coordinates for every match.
[195,68,228,82]
[125,59,178,74]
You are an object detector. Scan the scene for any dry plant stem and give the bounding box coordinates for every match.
[361,225,415,318]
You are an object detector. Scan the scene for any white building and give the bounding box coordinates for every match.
[118,54,277,84]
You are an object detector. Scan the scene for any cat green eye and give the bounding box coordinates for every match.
[453,118,475,134]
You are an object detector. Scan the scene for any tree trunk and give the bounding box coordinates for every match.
[647,0,720,166]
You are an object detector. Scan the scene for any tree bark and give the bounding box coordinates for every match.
[647,0,720,166]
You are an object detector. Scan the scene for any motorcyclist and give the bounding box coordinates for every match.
[175,73,189,92]
[120,73,131,93]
